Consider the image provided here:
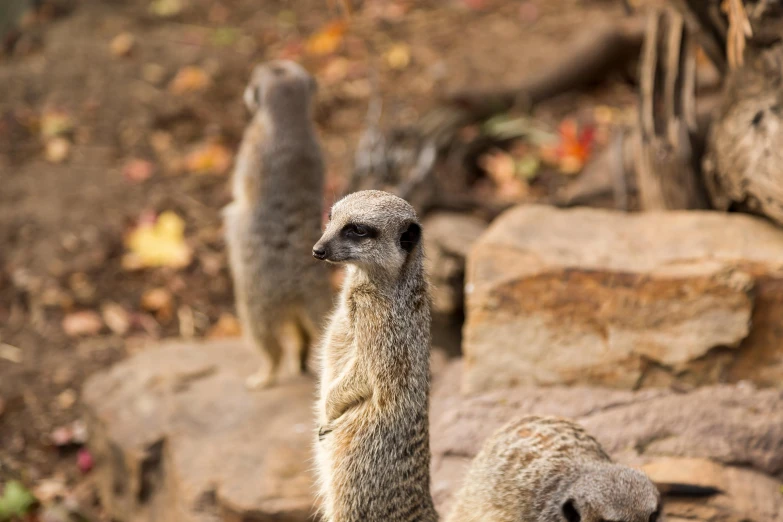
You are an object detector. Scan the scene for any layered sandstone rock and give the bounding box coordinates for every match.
[463,205,783,392]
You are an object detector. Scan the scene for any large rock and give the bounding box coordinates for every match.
[430,362,783,522]
[463,205,783,393]
[423,212,489,355]
[83,339,316,522]
[84,347,783,522]
[422,212,488,317]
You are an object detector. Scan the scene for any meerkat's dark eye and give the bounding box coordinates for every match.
[342,223,376,240]
[562,499,580,522]
[271,64,286,76]
[351,224,368,237]
[649,507,661,522]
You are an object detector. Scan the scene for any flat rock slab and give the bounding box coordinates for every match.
[84,346,783,522]
[83,339,316,522]
[464,205,783,393]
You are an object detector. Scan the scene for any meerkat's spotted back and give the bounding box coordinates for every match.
[224,59,331,389]
[447,416,663,522]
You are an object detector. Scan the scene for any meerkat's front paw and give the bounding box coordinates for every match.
[245,368,276,390]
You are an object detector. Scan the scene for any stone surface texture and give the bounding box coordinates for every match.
[84,346,783,522]
[83,339,316,522]
[463,205,783,393]
[422,212,488,317]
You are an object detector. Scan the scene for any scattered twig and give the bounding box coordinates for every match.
[723,0,753,69]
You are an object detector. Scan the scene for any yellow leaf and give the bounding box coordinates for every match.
[149,0,182,17]
[45,137,71,163]
[40,110,74,139]
[385,43,411,70]
[306,20,347,56]
[123,211,192,270]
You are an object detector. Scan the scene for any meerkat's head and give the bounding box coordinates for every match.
[558,462,662,522]
[243,59,317,115]
[312,190,422,275]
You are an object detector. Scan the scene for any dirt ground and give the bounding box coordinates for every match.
[0,0,635,515]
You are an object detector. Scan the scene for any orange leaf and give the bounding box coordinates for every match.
[306,20,347,56]
[207,313,242,338]
[168,66,211,94]
[184,142,232,175]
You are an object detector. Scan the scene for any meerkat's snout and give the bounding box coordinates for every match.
[312,244,328,260]
[311,226,360,264]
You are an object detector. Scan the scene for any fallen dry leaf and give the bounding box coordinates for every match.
[140,287,173,314]
[110,32,135,57]
[0,344,22,363]
[45,137,71,163]
[211,27,240,47]
[50,421,87,447]
[122,158,155,183]
[479,149,530,198]
[33,479,66,504]
[62,311,103,337]
[184,141,232,175]
[480,149,515,183]
[539,118,595,175]
[142,63,167,85]
[207,313,242,338]
[178,305,195,338]
[77,449,93,473]
[40,110,74,139]
[168,65,211,94]
[0,481,36,520]
[320,56,350,85]
[149,0,182,17]
[306,20,347,55]
[56,389,77,410]
[101,302,131,335]
[123,211,192,270]
[385,43,411,70]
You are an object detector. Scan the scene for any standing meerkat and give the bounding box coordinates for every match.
[224,59,332,389]
[446,415,663,522]
[312,190,437,522]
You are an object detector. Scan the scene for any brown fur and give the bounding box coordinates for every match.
[223,60,331,389]
[313,191,438,522]
[447,416,663,522]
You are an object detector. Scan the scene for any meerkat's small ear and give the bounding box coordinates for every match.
[399,222,421,253]
[562,499,580,522]
[308,75,318,96]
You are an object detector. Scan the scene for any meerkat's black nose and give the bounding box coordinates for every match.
[312,247,327,260]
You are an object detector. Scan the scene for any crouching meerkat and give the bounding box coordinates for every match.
[224,60,332,389]
[446,415,663,522]
[312,190,438,522]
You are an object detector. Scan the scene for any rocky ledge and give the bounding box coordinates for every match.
[83,341,783,522]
